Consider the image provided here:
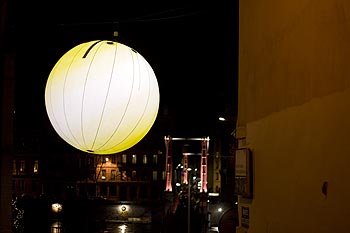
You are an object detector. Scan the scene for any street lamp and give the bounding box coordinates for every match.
[51,203,63,213]
[218,116,226,121]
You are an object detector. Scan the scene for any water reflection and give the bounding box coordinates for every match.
[119,224,127,232]
[50,221,64,233]
[99,223,160,233]
[49,220,161,233]
[14,197,165,233]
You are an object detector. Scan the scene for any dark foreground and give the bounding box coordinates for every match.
[13,196,208,233]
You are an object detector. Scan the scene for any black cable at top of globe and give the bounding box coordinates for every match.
[56,7,202,28]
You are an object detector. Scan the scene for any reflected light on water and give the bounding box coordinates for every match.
[51,221,63,233]
[118,224,127,232]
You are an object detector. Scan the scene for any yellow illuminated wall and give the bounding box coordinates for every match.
[238,0,350,232]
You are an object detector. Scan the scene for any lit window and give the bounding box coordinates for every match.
[162,171,166,180]
[143,154,147,164]
[34,160,39,174]
[20,160,25,172]
[111,170,116,180]
[101,170,106,180]
[122,154,127,164]
[152,171,157,180]
[122,171,127,181]
[132,170,137,180]
[153,154,158,164]
[132,154,137,164]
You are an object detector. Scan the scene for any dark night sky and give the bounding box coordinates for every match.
[9,1,238,149]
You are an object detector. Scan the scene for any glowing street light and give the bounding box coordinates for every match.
[218,116,226,121]
[51,203,63,213]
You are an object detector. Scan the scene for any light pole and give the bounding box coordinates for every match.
[187,167,192,233]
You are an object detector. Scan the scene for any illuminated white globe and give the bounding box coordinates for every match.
[45,40,160,154]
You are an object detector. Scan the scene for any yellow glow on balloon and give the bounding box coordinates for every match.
[45,40,159,154]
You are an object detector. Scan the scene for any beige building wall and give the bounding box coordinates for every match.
[238,0,350,232]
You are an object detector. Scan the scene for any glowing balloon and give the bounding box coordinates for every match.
[45,40,159,154]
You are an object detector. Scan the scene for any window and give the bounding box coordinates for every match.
[111,170,116,180]
[130,186,137,201]
[32,181,38,192]
[122,154,127,164]
[152,171,157,181]
[141,171,148,180]
[13,160,17,175]
[120,186,127,201]
[109,185,117,196]
[101,170,106,180]
[140,185,148,199]
[143,154,147,164]
[20,180,25,192]
[162,171,166,180]
[132,154,137,164]
[153,154,158,164]
[34,160,39,174]
[122,171,127,181]
[132,170,137,180]
[20,160,25,173]
[111,155,116,164]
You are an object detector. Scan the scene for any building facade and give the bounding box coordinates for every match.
[77,151,165,202]
[12,148,166,203]
[237,0,350,232]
